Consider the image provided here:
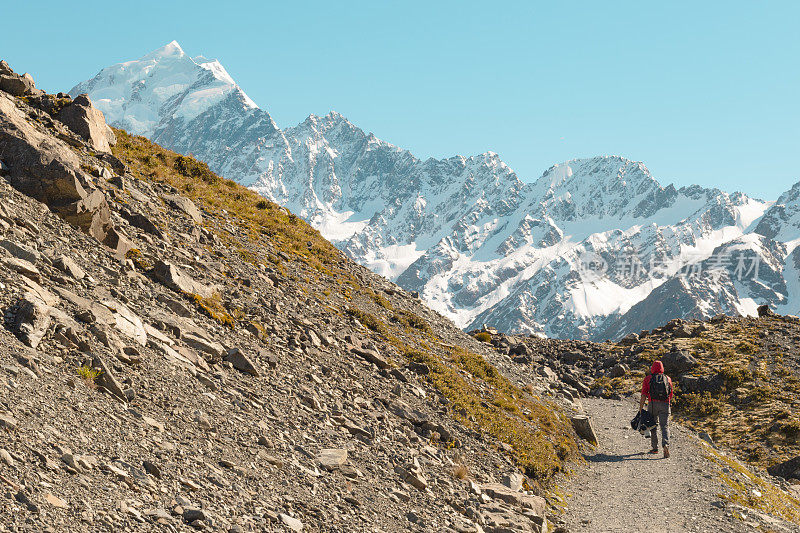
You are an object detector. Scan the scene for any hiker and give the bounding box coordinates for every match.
[638,360,673,458]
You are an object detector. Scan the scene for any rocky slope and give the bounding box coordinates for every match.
[0,60,589,532]
[72,42,800,340]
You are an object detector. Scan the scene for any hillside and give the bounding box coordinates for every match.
[475,311,800,527]
[0,60,579,532]
[72,42,800,341]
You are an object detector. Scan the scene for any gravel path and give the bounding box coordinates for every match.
[561,398,749,532]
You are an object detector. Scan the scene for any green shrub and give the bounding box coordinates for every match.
[402,348,578,486]
[186,292,236,328]
[174,155,219,184]
[371,292,392,309]
[474,332,492,343]
[676,392,724,417]
[76,365,101,388]
[346,308,388,335]
[736,341,759,355]
[719,365,753,389]
[113,129,341,271]
[395,311,432,334]
[781,419,800,439]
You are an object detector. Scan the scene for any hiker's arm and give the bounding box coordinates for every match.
[638,377,648,412]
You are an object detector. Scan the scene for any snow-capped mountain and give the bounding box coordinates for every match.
[72,42,800,339]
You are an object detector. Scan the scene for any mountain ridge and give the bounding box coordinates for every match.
[72,42,800,340]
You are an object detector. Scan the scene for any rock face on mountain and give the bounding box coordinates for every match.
[0,60,41,97]
[0,60,589,532]
[73,42,800,340]
[0,87,122,253]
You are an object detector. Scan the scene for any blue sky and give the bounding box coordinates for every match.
[2,1,798,199]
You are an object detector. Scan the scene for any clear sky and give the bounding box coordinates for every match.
[2,1,798,199]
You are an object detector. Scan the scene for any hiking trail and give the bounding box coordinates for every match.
[559,398,795,532]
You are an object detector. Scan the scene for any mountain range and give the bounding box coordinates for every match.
[71,41,800,339]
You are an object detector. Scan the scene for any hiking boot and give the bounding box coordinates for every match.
[663,446,670,459]
[648,449,659,454]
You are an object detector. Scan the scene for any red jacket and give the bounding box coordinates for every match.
[642,360,673,403]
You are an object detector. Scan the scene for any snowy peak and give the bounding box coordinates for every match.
[533,157,660,205]
[754,180,800,242]
[522,156,677,226]
[292,111,367,143]
[70,41,259,137]
[142,40,185,60]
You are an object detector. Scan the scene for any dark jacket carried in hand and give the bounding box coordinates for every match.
[641,360,673,403]
[631,410,657,434]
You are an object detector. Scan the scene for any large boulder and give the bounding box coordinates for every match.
[11,293,52,349]
[757,304,774,318]
[679,374,725,394]
[0,62,38,97]
[57,94,116,153]
[151,261,213,298]
[767,456,800,480]
[660,350,699,375]
[162,194,202,224]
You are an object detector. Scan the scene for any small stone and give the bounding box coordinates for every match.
[0,448,13,465]
[142,416,165,432]
[571,415,599,445]
[45,493,68,509]
[143,460,162,478]
[163,194,203,224]
[0,413,18,430]
[11,293,51,349]
[53,254,86,280]
[183,507,208,523]
[224,348,260,376]
[317,448,348,471]
[350,346,392,369]
[279,513,303,531]
[15,490,39,513]
[501,472,524,492]
[151,261,213,298]
[0,239,40,263]
[609,363,628,378]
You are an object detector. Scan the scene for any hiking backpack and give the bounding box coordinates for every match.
[650,373,670,401]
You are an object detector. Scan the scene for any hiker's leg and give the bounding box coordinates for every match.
[648,403,658,450]
[661,405,670,448]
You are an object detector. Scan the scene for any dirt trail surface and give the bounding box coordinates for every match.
[561,398,786,533]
